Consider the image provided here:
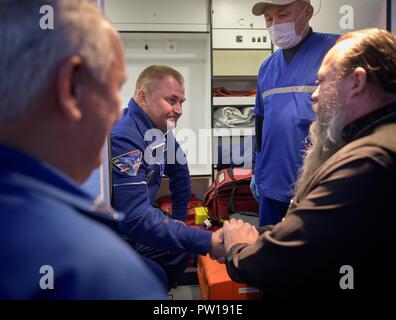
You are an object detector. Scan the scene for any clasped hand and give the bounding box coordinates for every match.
[208,218,259,263]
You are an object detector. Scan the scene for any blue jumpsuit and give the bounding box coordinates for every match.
[0,145,166,299]
[111,98,212,289]
[254,32,339,226]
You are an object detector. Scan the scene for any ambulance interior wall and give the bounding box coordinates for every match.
[118,33,212,178]
[82,0,392,202]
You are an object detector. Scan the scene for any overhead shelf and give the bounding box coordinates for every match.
[213,96,255,106]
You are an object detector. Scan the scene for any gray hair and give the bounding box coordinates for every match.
[0,0,114,121]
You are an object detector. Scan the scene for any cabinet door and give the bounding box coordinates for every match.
[212,0,267,29]
[105,0,209,32]
[212,29,271,49]
[213,0,388,32]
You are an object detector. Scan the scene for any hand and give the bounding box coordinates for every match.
[250,175,259,202]
[223,219,259,253]
[208,228,226,263]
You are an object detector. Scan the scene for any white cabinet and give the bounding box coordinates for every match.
[212,0,266,29]
[211,1,272,174]
[212,0,389,34]
[105,0,209,32]
[212,29,271,49]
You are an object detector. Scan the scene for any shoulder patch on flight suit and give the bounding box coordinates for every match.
[112,150,143,176]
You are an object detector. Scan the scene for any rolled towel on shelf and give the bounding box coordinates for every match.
[213,106,255,128]
[242,107,254,118]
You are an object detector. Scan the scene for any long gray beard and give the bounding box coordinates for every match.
[294,101,348,197]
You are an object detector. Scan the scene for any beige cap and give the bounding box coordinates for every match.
[252,0,311,16]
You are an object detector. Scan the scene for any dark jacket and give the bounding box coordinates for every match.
[226,103,396,295]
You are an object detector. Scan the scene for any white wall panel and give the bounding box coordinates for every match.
[212,0,267,29]
[105,0,209,32]
[310,0,387,34]
[119,33,212,176]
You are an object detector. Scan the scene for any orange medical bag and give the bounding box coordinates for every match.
[197,254,262,300]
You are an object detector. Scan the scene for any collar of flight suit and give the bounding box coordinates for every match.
[127,98,155,135]
[127,98,167,152]
[0,144,123,225]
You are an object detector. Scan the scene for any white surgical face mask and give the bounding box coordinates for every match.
[268,6,308,49]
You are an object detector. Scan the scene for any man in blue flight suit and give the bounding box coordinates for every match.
[250,0,339,226]
[0,0,166,299]
[111,65,224,290]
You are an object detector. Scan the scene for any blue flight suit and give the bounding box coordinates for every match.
[254,32,339,226]
[0,145,167,299]
[111,98,212,289]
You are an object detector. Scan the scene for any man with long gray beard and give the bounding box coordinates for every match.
[218,28,396,297]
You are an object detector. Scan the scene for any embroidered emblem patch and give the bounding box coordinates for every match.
[112,150,143,176]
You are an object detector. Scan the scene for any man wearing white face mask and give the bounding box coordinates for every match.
[250,0,339,227]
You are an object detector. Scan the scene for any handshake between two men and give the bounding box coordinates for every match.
[208,219,260,264]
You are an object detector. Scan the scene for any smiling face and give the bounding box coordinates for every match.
[138,75,185,132]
